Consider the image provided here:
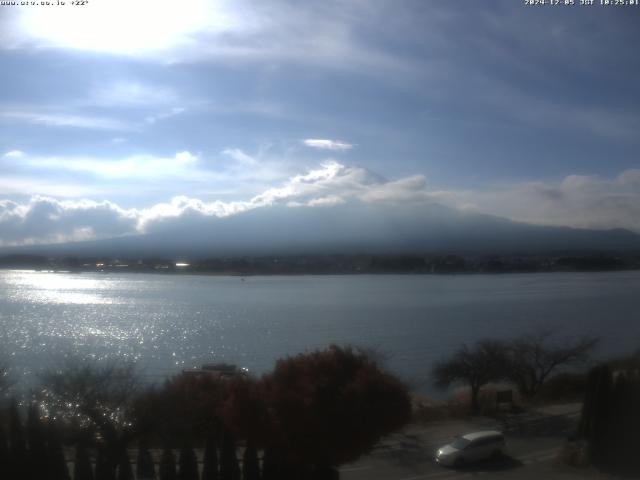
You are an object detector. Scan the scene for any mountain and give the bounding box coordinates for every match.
[1,202,638,259]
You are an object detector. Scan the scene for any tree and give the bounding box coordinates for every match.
[260,345,411,470]
[40,361,141,476]
[27,402,48,480]
[47,421,71,480]
[218,376,265,445]
[178,444,199,480]
[0,360,14,399]
[74,442,95,480]
[0,426,9,480]
[579,363,640,471]
[242,441,260,480]
[8,399,28,480]
[136,441,157,480]
[159,447,178,480]
[117,450,134,480]
[220,428,240,480]
[506,331,598,399]
[201,435,219,480]
[134,372,227,440]
[39,361,140,434]
[586,365,613,464]
[95,447,116,480]
[432,340,508,414]
[260,449,280,480]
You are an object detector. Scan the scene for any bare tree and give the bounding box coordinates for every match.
[39,361,140,429]
[39,361,142,475]
[506,330,598,399]
[432,340,508,414]
[0,359,15,398]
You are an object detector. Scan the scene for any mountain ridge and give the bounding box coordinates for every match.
[0,203,638,258]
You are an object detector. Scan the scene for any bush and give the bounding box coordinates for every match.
[260,345,411,468]
[134,374,227,440]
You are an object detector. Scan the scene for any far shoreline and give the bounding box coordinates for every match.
[1,251,639,276]
[1,266,639,277]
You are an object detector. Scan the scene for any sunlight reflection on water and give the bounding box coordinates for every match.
[1,269,639,395]
[5,270,126,305]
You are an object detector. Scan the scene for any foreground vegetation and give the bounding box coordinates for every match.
[0,346,411,480]
[2,334,639,478]
[576,352,640,475]
[432,331,598,414]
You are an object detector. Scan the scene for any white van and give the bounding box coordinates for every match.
[435,431,505,467]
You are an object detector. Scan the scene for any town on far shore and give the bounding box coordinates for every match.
[0,252,639,275]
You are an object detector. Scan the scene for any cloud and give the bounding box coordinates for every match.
[1,85,186,133]
[87,81,188,125]
[476,80,640,142]
[303,139,354,151]
[619,169,640,187]
[2,163,640,246]
[4,0,417,79]
[5,1,639,147]
[288,195,346,208]
[3,150,25,158]
[221,148,257,165]
[0,197,137,245]
[0,148,279,201]
[9,0,228,56]
[0,110,132,131]
[359,175,430,204]
[20,151,200,180]
[144,107,186,125]
[0,81,186,137]
[437,169,640,233]
[175,151,198,164]
[88,82,179,108]
[6,1,636,149]
[0,161,439,245]
[0,175,112,199]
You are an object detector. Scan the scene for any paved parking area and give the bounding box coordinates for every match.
[340,406,604,480]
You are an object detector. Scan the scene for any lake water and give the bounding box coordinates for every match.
[1,270,639,394]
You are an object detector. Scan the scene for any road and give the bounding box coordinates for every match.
[339,405,599,480]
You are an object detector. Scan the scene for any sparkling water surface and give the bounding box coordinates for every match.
[1,270,639,394]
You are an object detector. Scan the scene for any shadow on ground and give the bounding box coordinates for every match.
[592,461,640,479]
[451,453,524,473]
[371,432,435,465]
[498,413,577,437]
[372,434,524,473]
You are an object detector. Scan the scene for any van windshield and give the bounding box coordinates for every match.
[451,437,471,450]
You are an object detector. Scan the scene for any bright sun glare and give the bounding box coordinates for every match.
[19,0,231,55]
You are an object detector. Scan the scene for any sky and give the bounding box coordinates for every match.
[0,0,639,246]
